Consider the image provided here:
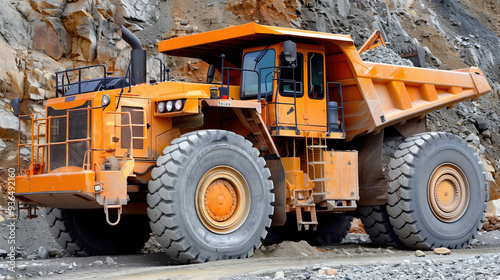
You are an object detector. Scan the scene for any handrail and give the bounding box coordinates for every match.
[268,63,301,135]
[104,111,136,158]
[219,61,301,135]
[221,67,261,100]
[16,106,93,175]
[55,65,107,97]
[154,58,168,82]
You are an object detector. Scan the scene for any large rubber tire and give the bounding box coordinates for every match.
[387,132,487,249]
[358,205,403,248]
[45,208,150,256]
[307,214,353,246]
[147,130,274,263]
[265,214,352,246]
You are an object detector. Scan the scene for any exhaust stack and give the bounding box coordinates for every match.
[121,26,146,85]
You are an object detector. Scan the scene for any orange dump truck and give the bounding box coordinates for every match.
[9,23,490,263]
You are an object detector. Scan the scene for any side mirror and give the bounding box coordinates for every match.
[283,40,297,64]
[10,97,20,117]
[206,64,215,83]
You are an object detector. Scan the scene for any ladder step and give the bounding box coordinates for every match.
[310,178,330,182]
[308,161,328,165]
[298,221,318,225]
[295,203,316,207]
[308,145,327,149]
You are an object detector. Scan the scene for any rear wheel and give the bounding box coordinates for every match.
[265,214,352,246]
[306,214,352,246]
[358,205,403,248]
[45,208,150,256]
[387,132,487,249]
[147,130,274,263]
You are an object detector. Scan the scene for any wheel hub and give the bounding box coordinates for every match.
[196,166,250,234]
[205,179,237,222]
[427,164,469,222]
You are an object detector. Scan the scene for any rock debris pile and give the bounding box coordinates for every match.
[360,47,414,67]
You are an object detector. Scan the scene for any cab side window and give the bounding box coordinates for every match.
[308,53,324,99]
[279,52,304,97]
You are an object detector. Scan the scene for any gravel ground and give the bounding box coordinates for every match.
[223,253,500,280]
[1,229,499,279]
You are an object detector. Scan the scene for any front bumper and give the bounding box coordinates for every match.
[13,168,131,209]
[14,171,99,208]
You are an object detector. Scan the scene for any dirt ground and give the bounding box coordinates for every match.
[1,209,499,279]
[1,225,499,279]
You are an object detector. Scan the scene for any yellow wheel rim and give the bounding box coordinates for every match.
[427,164,469,222]
[196,166,250,234]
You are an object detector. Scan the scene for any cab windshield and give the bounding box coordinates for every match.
[241,49,276,99]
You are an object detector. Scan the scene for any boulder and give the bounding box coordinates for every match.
[0,0,29,48]
[26,51,63,73]
[0,99,25,138]
[258,0,295,26]
[491,133,500,146]
[486,199,500,217]
[475,116,489,132]
[490,170,500,201]
[28,0,67,16]
[7,71,25,95]
[62,0,97,61]
[96,39,119,71]
[225,0,259,20]
[34,21,66,60]
[47,17,72,56]
[0,138,6,152]
[433,247,451,255]
[37,246,49,259]
[0,37,23,94]
[337,0,350,18]
[119,0,159,23]
[225,0,296,26]
[95,0,116,21]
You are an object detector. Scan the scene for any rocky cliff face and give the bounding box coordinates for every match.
[0,0,499,199]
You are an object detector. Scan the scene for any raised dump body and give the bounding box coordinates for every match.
[9,23,491,264]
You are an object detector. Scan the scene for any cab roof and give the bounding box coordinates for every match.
[158,23,354,67]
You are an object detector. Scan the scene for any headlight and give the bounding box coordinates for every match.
[166,101,174,112]
[101,94,110,107]
[174,99,184,111]
[158,101,166,113]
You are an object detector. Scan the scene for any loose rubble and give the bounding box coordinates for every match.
[222,254,500,280]
[360,47,414,66]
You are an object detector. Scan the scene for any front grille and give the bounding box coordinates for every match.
[47,100,92,171]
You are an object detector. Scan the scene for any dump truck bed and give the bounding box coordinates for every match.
[159,23,491,141]
[338,62,490,140]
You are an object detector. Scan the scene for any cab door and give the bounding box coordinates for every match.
[271,46,327,134]
[302,52,327,131]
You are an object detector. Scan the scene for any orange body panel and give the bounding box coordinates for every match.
[323,151,359,201]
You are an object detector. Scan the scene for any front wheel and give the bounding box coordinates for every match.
[45,208,150,256]
[387,132,487,249]
[147,130,274,263]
